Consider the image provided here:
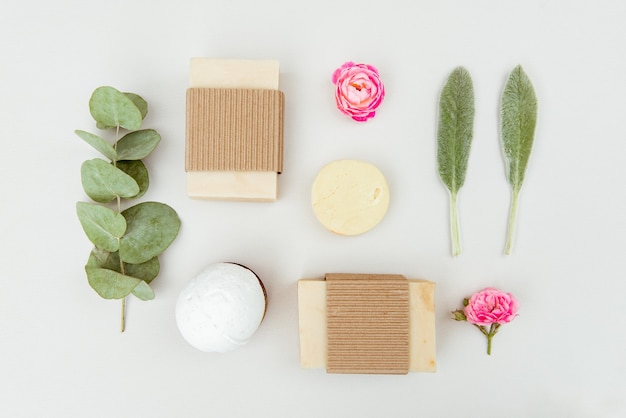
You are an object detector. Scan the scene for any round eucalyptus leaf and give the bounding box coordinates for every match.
[131,280,155,301]
[86,267,142,299]
[124,257,160,283]
[116,160,149,199]
[86,246,111,267]
[89,86,142,131]
[75,130,117,162]
[124,92,148,120]
[76,202,126,252]
[87,248,160,283]
[119,202,181,264]
[81,158,140,202]
[116,129,161,161]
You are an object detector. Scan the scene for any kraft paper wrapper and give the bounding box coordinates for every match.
[325,273,410,375]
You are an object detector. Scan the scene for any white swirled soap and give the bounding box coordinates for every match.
[176,263,267,352]
[311,160,390,236]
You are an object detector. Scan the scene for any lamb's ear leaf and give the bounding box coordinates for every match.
[131,280,155,301]
[76,202,126,252]
[85,267,142,299]
[89,86,142,131]
[116,160,149,199]
[436,66,475,257]
[75,130,117,162]
[501,65,537,191]
[124,92,148,120]
[437,66,475,194]
[81,158,139,202]
[500,65,538,255]
[119,202,181,264]
[116,129,161,161]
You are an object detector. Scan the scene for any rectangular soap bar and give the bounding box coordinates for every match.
[297,278,436,372]
[186,58,281,201]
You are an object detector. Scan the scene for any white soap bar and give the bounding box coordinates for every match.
[311,160,390,235]
[187,58,281,201]
[297,279,436,372]
[176,263,267,352]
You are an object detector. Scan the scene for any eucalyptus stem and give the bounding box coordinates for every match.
[450,191,461,256]
[121,297,126,332]
[114,124,126,333]
[504,188,520,255]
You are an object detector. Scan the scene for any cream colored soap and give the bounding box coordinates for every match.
[297,279,436,372]
[187,171,278,201]
[187,58,280,201]
[311,160,389,235]
[190,59,280,90]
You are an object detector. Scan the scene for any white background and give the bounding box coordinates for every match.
[1,0,625,417]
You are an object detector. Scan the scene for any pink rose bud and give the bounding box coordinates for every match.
[463,287,520,326]
[332,61,385,122]
[451,309,467,321]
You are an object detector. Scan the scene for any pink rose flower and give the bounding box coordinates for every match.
[332,61,385,122]
[464,287,519,326]
[452,287,519,355]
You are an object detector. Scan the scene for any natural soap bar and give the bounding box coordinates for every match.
[186,59,284,201]
[297,276,436,373]
[311,160,390,235]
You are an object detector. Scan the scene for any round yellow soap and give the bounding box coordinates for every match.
[311,160,390,236]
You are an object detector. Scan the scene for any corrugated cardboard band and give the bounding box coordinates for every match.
[325,273,410,374]
[185,88,285,172]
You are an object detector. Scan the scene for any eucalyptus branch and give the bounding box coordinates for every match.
[75,86,180,332]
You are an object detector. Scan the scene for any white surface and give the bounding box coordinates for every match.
[176,263,266,352]
[1,0,625,417]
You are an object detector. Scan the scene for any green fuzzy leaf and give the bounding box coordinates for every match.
[89,86,143,131]
[76,202,126,252]
[131,280,155,301]
[75,130,117,162]
[501,65,537,255]
[124,93,148,120]
[81,158,140,202]
[116,160,149,199]
[85,267,143,299]
[86,247,160,283]
[501,65,537,191]
[116,129,161,160]
[437,67,475,256]
[437,66,475,194]
[119,202,181,264]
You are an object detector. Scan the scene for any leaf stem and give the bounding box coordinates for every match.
[121,297,126,333]
[450,191,461,256]
[505,188,520,255]
[114,124,126,333]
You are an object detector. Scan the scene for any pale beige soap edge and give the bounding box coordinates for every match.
[297,279,436,372]
[187,171,278,201]
[189,58,280,90]
[187,59,280,201]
